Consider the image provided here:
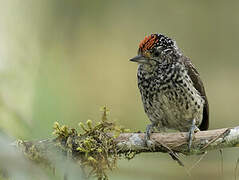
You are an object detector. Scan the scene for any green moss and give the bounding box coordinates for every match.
[53,106,130,180]
[17,106,131,179]
[17,140,52,169]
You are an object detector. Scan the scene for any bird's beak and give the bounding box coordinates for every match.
[129,55,148,64]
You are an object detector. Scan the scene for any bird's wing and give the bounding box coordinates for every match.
[182,56,209,130]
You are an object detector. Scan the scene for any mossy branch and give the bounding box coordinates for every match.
[17,126,239,176]
[15,107,239,179]
[19,126,239,156]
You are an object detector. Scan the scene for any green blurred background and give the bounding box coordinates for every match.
[0,0,239,179]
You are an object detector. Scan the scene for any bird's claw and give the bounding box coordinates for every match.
[188,119,200,152]
[145,123,157,151]
[146,139,156,151]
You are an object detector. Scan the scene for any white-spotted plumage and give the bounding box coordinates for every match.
[131,33,209,137]
[137,58,204,132]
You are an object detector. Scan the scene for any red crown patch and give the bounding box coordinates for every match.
[139,34,159,51]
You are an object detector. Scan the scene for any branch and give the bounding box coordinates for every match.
[19,126,239,156]
[16,125,239,179]
[115,127,238,155]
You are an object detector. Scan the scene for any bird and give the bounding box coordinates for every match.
[130,33,209,151]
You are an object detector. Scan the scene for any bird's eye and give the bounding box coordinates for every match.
[154,51,160,57]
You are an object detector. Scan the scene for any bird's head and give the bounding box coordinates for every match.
[130,34,179,66]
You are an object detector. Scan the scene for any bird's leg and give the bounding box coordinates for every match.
[188,119,200,152]
[145,123,158,150]
[146,123,154,141]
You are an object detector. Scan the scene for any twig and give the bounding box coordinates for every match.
[235,158,239,180]
[219,149,224,179]
[188,151,207,172]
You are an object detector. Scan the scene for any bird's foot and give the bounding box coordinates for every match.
[145,124,157,151]
[188,119,200,152]
[146,139,156,151]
